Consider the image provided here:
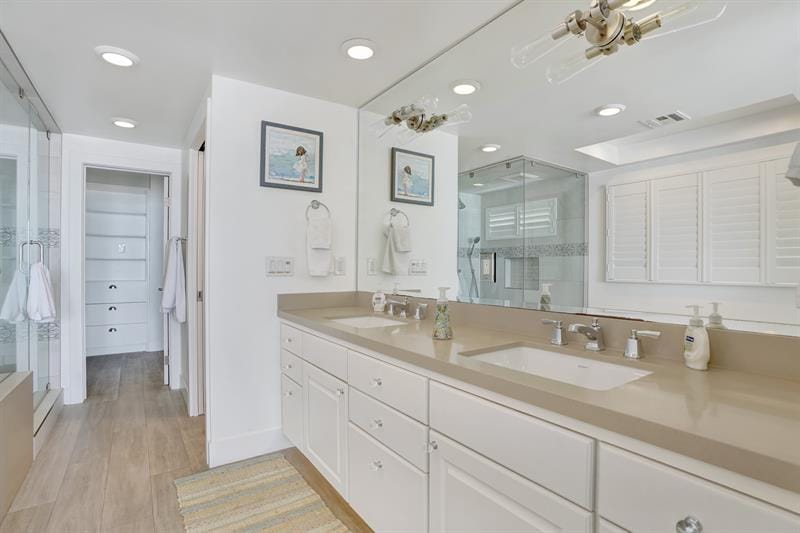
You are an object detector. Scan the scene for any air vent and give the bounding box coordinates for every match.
[639,110,691,129]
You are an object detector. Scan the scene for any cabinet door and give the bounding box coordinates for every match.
[281,375,303,449]
[429,431,592,533]
[302,362,348,495]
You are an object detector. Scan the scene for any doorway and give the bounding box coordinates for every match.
[83,167,169,385]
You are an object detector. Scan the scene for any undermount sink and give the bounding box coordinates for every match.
[329,315,406,328]
[466,345,652,391]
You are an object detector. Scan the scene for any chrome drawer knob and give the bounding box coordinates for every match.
[284,391,293,397]
[108,306,117,311]
[427,440,439,453]
[335,388,345,396]
[108,327,117,333]
[676,516,702,533]
[370,460,383,471]
[284,364,292,369]
[371,418,383,429]
[371,377,383,387]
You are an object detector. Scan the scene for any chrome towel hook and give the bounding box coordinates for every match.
[18,240,44,273]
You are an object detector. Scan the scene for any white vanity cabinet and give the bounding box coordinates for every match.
[428,431,593,533]
[302,361,348,494]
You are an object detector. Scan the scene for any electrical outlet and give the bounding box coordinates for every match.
[266,257,294,276]
[408,259,428,275]
[366,258,377,276]
[334,257,346,276]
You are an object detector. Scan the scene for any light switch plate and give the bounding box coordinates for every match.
[266,256,294,276]
[408,259,428,275]
[334,256,346,276]
[366,258,377,276]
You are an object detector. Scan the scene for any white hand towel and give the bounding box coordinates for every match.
[391,224,412,252]
[26,262,56,323]
[307,218,332,250]
[0,270,28,323]
[381,224,409,275]
[161,237,186,323]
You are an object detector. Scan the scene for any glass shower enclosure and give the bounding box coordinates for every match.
[0,31,62,415]
[457,156,587,312]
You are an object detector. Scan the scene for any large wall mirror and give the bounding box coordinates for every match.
[357,0,800,336]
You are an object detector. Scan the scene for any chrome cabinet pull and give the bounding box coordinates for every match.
[108,284,117,289]
[284,390,293,397]
[676,516,702,533]
[108,327,117,333]
[108,306,117,311]
[371,377,383,387]
[427,440,439,453]
[335,388,345,396]
[371,418,383,429]
[370,460,383,471]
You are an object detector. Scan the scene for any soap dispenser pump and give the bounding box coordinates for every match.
[539,284,552,311]
[433,287,453,340]
[684,305,710,371]
[707,302,727,329]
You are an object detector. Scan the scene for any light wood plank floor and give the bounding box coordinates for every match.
[2,353,371,533]
[1,352,206,532]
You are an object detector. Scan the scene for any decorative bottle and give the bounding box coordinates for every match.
[433,287,453,340]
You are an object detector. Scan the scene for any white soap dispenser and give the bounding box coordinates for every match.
[684,305,710,371]
[707,302,727,329]
[372,289,386,313]
[539,283,552,311]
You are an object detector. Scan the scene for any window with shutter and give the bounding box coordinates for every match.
[652,174,700,282]
[768,157,800,285]
[606,181,648,281]
[703,163,762,284]
[486,199,558,241]
[485,204,518,240]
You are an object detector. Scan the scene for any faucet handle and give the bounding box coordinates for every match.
[591,318,601,328]
[631,329,661,339]
[541,318,563,328]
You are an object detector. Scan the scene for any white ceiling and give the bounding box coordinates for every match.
[366,0,800,173]
[0,0,517,147]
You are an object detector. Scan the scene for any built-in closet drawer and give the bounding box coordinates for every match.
[348,350,428,423]
[85,235,146,260]
[86,281,147,304]
[301,332,347,381]
[429,382,594,509]
[349,387,429,472]
[86,302,147,326]
[86,189,146,214]
[85,259,146,281]
[86,212,146,237]
[347,423,428,533]
[598,519,627,533]
[280,349,303,384]
[86,323,146,348]
[281,375,303,449]
[280,324,302,355]
[597,444,800,532]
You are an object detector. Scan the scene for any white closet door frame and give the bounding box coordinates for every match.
[162,175,170,386]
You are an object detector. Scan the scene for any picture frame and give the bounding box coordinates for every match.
[390,147,434,206]
[260,120,323,192]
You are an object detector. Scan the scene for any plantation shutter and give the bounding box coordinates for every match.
[520,198,558,238]
[485,204,518,240]
[652,173,700,282]
[703,163,762,283]
[606,181,649,281]
[767,157,800,285]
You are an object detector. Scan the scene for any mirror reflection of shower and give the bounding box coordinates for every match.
[466,236,481,299]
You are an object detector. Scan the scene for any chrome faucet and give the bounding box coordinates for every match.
[623,329,661,359]
[386,297,409,317]
[568,318,605,351]
[541,319,567,346]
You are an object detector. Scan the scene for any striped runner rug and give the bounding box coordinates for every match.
[175,453,350,532]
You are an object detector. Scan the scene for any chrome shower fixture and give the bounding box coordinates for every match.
[511,0,727,84]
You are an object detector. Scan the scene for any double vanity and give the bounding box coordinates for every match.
[278,293,800,532]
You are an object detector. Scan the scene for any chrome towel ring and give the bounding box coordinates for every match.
[305,199,331,221]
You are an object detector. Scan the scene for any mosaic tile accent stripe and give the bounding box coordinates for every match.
[0,321,61,343]
[458,242,587,258]
[0,227,61,248]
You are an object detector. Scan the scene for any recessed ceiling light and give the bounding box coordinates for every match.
[341,38,375,60]
[473,183,485,187]
[112,117,137,129]
[451,80,481,96]
[480,144,501,153]
[595,104,626,117]
[95,45,139,67]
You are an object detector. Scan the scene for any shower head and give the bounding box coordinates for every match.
[467,236,481,256]
[471,236,481,244]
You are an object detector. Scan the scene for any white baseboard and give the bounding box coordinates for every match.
[208,427,290,468]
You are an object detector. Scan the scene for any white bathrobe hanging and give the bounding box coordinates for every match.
[161,237,186,323]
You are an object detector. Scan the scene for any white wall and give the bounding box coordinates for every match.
[587,140,799,333]
[357,110,459,300]
[205,75,357,466]
[61,133,185,404]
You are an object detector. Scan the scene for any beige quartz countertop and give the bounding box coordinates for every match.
[279,306,800,495]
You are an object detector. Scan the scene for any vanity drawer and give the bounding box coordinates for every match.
[348,351,428,423]
[86,281,146,304]
[598,444,800,532]
[281,375,303,449]
[429,382,594,509]
[348,423,428,533]
[280,349,303,384]
[86,323,146,349]
[280,324,302,355]
[86,302,147,326]
[301,333,347,381]
[349,387,429,472]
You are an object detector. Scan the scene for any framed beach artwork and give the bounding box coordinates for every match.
[390,147,435,206]
[260,120,323,192]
